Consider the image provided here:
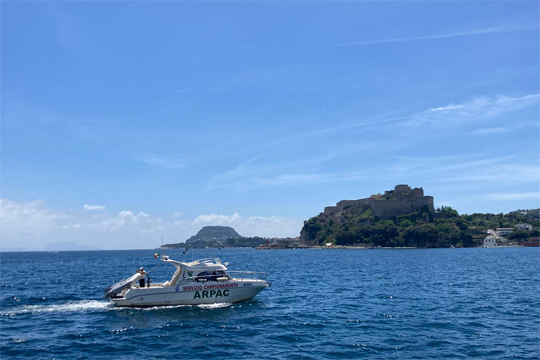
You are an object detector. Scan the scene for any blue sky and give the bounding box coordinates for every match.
[1,1,539,250]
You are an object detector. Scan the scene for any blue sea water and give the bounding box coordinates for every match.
[1,248,539,359]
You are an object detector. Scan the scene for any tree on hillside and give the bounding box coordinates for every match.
[531,229,540,237]
[369,224,401,247]
[302,217,323,244]
[334,224,357,245]
[508,230,531,242]
[437,206,459,218]
[402,224,439,248]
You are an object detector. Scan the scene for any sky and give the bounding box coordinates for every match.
[1,1,539,250]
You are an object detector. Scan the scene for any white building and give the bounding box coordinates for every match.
[483,236,497,247]
[496,228,513,236]
[516,223,533,231]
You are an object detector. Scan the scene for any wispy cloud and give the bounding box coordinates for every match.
[479,192,540,201]
[206,145,397,190]
[428,105,465,112]
[82,204,105,211]
[43,4,75,50]
[468,127,509,136]
[292,117,410,138]
[390,154,540,184]
[266,94,539,151]
[192,212,241,225]
[396,93,540,130]
[468,120,539,137]
[390,154,515,174]
[209,92,538,190]
[138,154,191,169]
[328,24,538,48]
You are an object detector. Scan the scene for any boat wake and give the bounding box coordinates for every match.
[1,300,115,316]
[2,300,234,316]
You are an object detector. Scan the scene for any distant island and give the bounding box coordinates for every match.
[163,226,244,249]
[162,225,297,249]
[43,242,101,251]
[1,241,101,252]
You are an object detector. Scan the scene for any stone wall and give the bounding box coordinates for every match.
[317,185,434,222]
[370,196,434,219]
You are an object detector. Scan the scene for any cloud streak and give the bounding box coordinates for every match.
[209,92,539,190]
[328,24,538,48]
[480,192,540,201]
[138,154,190,169]
[467,120,539,137]
[83,204,105,211]
[396,93,540,130]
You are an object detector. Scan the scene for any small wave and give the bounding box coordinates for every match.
[197,303,232,309]
[132,302,232,311]
[1,300,115,316]
[141,305,190,311]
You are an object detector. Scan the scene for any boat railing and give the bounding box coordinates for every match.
[226,271,268,281]
[179,271,268,283]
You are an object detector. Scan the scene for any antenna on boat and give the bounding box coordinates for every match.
[161,236,165,257]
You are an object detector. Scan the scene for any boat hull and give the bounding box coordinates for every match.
[110,279,269,307]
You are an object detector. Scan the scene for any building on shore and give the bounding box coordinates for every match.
[496,228,514,237]
[524,238,540,247]
[516,223,533,231]
[483,236,497,247]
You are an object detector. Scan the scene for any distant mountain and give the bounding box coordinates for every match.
[43,242,101,251]
[163,226,242,249]
[186,226,242,244]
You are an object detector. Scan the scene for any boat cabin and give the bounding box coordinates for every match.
[161,257,230,287]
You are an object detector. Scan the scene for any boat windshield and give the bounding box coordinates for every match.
[194,270,229,282]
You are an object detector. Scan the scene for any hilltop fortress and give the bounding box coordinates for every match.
[318,184,435,222]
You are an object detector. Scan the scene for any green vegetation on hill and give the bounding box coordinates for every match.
[225,236,267,248]
[301,206,539,248]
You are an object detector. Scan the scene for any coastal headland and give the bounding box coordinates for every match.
[162,185,539,251]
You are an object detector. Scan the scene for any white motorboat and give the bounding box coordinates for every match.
[103,256,270,307]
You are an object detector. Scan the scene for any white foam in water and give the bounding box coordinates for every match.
[197,303,232,309]
[2,301,233,316]
[141,305,189,311]
[139,303,231,311]
[1,300,116,316]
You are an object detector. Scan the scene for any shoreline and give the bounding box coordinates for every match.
[255,245,530,250]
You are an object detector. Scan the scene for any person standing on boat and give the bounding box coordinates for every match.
[137,267,148,287]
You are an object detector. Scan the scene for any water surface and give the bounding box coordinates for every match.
[1,248,539,359]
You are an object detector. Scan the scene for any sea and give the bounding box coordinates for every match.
[1,248,539,359]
